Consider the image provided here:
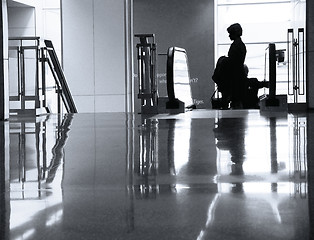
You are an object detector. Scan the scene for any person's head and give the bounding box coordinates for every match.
[227,23,243,41]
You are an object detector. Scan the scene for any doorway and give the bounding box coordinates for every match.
[215,0,306,104]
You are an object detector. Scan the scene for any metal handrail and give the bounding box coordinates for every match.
[8,37,77,115]
[44,40,77,113]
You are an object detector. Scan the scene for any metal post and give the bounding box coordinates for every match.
[265,43,280,107]
[134,34,158,114]
[35,39,40,108]
[151,42,157,106]
[137,45,143,105]
[17,47,21,100]
[57,87,61,114]
[295,37,299,103]
[0,0,4,120]
[298,28,305,96]
[287,28,306,107]
[288,29,294,96]
[20,47,26,111]
[41,48,47,109]
[269,43,276,99]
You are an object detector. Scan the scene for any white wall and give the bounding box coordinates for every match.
[35,0,61,54]
[7,0,62,113]
[7,3,36,98]
[35,0,61,113]
[7,4,35,36]
[62,0,127,113]
[291,0,306,30]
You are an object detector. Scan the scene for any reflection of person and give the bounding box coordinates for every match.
[213,118,246,175]
[226,23,247,109]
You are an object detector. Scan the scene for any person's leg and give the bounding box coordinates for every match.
[221,91,231,109]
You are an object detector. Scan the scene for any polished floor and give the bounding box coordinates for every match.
[1,109,314,240]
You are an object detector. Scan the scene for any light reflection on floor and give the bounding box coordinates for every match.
[1,110,312,240]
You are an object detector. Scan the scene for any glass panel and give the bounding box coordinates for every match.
[216,2,292,99]
[298,28,305,96]
[217,3,291,44]
[24,51,37,96]
[218,0,291,5]
[8,55,19,97]
[173,50,194,107]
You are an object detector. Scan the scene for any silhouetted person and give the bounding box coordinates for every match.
[226,23,247,109]
[212,55,230,109]
[242,64,269,109]
[212,23,247,109]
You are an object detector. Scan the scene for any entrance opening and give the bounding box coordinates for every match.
[215,0,306,104]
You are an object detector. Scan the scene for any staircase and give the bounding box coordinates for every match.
[8,37,77,116]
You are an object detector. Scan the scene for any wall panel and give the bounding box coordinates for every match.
[133,0,215,110]
[62,0,126,113]
[94,0,125,96]
[62,0,94,98]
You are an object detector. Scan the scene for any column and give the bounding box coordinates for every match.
[307,0,314,109]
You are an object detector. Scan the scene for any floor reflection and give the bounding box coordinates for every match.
[9,114,72,240]
[3,111,312,239]
[214,118,246,175]
[46,114,73,184]
[128,113,309,239]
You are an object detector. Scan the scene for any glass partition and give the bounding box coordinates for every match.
[167,47,194,108]
[216,1,293,100]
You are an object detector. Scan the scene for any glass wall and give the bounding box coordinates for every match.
[215,0,305,102]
